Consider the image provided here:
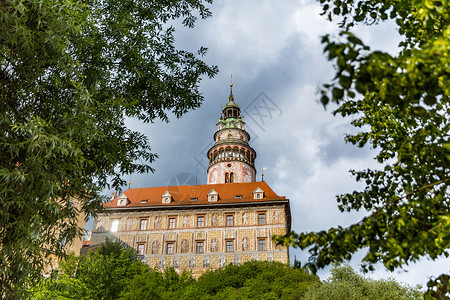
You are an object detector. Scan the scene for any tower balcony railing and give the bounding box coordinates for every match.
[208,156,255,167]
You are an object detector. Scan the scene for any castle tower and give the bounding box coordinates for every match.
[207,84,257,184]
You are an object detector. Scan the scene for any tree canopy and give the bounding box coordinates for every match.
[275,0,449,297]
[0,0,217,296]
[304,264,422,300]
[30,243,421,300]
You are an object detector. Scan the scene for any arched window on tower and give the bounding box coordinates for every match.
[226,147,232,157]
[230,173,235,183]
[225,173,230,183]
[233,147,239,158]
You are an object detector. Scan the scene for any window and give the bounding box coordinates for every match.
[110,220,119,232]
[117,193,128,206]
[258,213,266,225]
[226,214,234,226]
[196,242,204,253]
[208,189,218,202]
[225,172,230,183]
[140,199,148,203]
[139,218,147,230]
[230,172,234,183]
[253,188,265,200]
[137,243,145,255]
[197,216,205,227]
[235,195,242,199]
[226,240,234,252]
[190,198,198,202]
[258,239,266,251]
[162,191,172,204]
[168,217,176,229]
[166,243,174,254]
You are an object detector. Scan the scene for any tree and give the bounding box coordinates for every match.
[33,256,421,300]
[274,0,449,297]
[182,261,319,299]
[303,264,422,300]
[30,239,146,300]
[120,267,194,300]
[0,0,217,296]
[29,254,91,300]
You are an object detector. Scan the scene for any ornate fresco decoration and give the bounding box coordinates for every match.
[182,215,190,228]
[189,257,195,268]
[242,212,249,225]
[272,210,280,223]
[242,236,250,251]
[125,217,133,230]
[210,238,218,252]
[154,215,161,228]
[151,240,160,254]
[181,239,189,253]
[211,213,218,226]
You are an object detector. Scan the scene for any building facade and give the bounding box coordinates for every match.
[89,85,291,275]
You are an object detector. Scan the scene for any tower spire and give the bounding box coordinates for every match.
[229,83,234,101]
[229,74,234,102]
[206,82,257,184]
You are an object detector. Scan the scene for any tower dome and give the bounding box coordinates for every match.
[207,84,257,184]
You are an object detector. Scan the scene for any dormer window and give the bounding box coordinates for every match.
[162,191,172,204]
[207,189,219,202]
[253,187,264,200]
[117,193,129,206]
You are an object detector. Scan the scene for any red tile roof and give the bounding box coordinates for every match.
[105,181,287,209]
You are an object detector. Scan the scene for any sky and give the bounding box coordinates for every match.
[96,0,448,288]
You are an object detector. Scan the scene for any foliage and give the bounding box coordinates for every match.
[120,267,194,300]
[74,239,145,299]
[29,255,91,300]
[30,239,145,300]
[31,239,194,300]
[182,260,319,299]
[275,0,449,296]
[304,264,422,300]
[31,255,422,300]
[0,0,217,296]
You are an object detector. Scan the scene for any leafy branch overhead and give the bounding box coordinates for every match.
[0,0,217,297]
[275,0,449,297]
